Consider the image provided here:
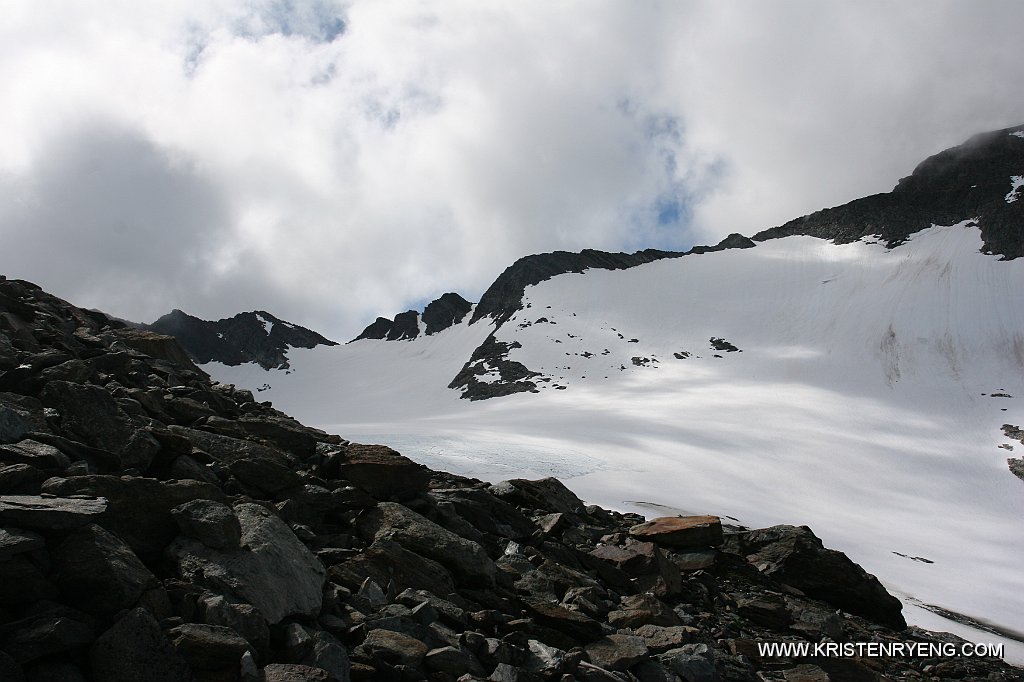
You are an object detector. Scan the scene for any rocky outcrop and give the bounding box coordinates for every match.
[754,124,1024,259]
[145,308,337,370]
[354,292,473,342]
[0,276,1020,681]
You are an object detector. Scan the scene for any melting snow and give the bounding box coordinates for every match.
[1010,131,1024,138]
[255,313,274,335]
[1005,175,1024,203]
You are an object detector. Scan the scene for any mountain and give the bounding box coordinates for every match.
[10,280,1023,680]
[144,308,337,370]
[199,124,1024,660]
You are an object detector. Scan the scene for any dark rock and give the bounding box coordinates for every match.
[168,502,325,624]
[0,464,48,494]
[0,439,72,472]
[22,660,88,682]
[261,663,332,681]
[421,293,473,335]
[171,499,242,550]
[629,516,724,548]
[1,615,94,664]
[607,593,680,629]
[0,495,107,530]
[90,607,195,682]
[424,645,483,676]
[169,454,221,485]
[585,634,648,671]
[168,425,293,466]
[633,625,699,654]
[0,555,57,604]
[356,629,428,668]
[488,477,585,515]
[51,524,157,617]
[145,309,337,371]
[0,405,30,443]
[448,334,541,400]
[337,444,430,501]
[169,622,251,671]
[429,488,536,541]
[329,540,456,597]
[197,592,270,653]
[0,527,44,559]
[721,525,906,629]
[41,475,225,556]
[524,602,603,643]
[357,503,496,586]
[284,623,351,682]
[0,649,25,682]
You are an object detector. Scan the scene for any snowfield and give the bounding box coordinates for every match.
[206,223,1024,662]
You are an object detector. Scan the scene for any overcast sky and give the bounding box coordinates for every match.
[2,1,1023,340]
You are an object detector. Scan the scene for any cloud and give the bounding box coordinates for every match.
[1,1,1023,339]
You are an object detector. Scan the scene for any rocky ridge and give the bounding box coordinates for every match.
[146,309,338,370]
[1,276,1020,681]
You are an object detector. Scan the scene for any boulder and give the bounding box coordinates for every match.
[90,608,195,682]
[357,503,496,586]
[168,502,325,624]
[167,426,293,466]
[228,457,304,494]
[0,464,48,494]
[261,663,331,681]
[0,440,71,472]
[356,629,428,668]
[329,540,456,597]
[629,516,724,548]
[0,527,44,560]
[336,444,430,501]
[488,477,586,515]
[0,404,30,443]
[197,593,270,653]
[283,624,351,682]
[168,623,251,672]
[171,499,242,551]
[585,634,648,671]
[721,525,906,629]
[525,602,604,643]
[2,614,94,664]
[51,524,157,617]
[0,555,57,604]
[41,475,224,555]
[0,495,107,530]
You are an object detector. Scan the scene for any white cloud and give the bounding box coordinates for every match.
[1,1,1023,339]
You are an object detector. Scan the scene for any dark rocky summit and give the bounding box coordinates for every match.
[1,277,1021,681]
[753,125,1024,259]
[146,309,337,370]
[355,294,473,342]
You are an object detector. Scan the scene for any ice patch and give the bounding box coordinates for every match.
[255,313,274,334]
[1010,131,1024,139]
[1005,176,1024,203]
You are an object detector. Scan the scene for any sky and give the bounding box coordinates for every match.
[2,1,1023,341]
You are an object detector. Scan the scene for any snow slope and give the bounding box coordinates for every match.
[206,222,1024,660]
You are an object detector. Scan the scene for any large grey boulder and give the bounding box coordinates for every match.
[168,502,325,624]
[0,404,30,443]
[171,499,242,551]
[0,495,107,530]
[356,502,496,587]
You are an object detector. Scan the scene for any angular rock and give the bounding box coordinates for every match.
[2,615,94,663]
[0,464,48,494]
[0,495,107,530]
[90,608,195,682]
[171,499,242,551]
[21,660,88,682]
[424,645,483,676]
[525,601,604,643]
[0,527,44,560]
[585,634,648,671]
[51,524,157,617]
[329,539,456,597]
[262,664,331,681]
[229,457,303,494]
[607,593,680,629]
[0,651,23,682]
[0,555,57,604]
[41,475,224,555]
[488,477,586,515]
[169,622,252,671]
[633,625,699,654]
[337,444,430,501]
[629,516,723,548]
[0,440,71,472]
[197,593,270,653]
[357,503,496,586]
[169,502,325,624]
[0,404,30,443]
[167,426,292,466]
[721,525,906,629]
[356,629,428,668]
[284,624,351,682]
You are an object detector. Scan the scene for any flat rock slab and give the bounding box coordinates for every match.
[338,444,431,501]
[0,495,107,529]
[629,516,723,548]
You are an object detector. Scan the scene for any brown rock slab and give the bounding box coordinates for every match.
[629,515,724,548]
[0,495,107,530]
[338,444,431,501]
